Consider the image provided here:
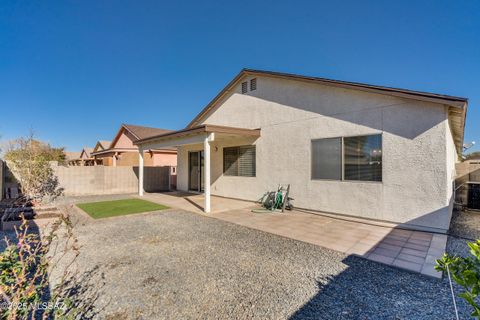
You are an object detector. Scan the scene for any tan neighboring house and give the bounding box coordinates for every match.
[65,151,81,165]
[66,147,99,166]
[89,140,111,165]
[91,124,177,167]
[94,140,111,153]
[135,69,468,234]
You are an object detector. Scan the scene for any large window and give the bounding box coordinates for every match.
[223,146,256,177]
[344,135,382,181]
[311,134,382,182]
[311,138,342,180]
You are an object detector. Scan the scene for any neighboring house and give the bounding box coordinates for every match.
[65,151,81,166]
[79,147,98,166]
[135,69,467,234]
[90,140,111,165]
[94,140,112,153]
[66,147,98,166]
[91,124,177,167]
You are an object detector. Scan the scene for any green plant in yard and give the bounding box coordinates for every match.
[4,132,64,204]
[0,216,80,319]
[436,240,480,319]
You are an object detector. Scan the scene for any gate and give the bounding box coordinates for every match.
[468,183,480,210]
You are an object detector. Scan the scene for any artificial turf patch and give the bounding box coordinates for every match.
[77,198,169,219]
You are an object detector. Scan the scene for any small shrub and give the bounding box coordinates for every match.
[436,240,480,318]
[4,133,64,204]
[0,216,79,319]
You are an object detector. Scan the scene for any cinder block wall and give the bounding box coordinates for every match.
[455,161,480,207]
[53,165,171,196]
[456,161,480,183]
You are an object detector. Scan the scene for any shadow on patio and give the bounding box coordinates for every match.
[140,191,255,214]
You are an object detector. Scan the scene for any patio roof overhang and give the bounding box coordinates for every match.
[91,147,177,157]
[133,124,261,149]
[135,124,260,213]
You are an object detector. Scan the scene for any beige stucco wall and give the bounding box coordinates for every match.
[445,116,458,221]
[153,152,177,166]
[96,151,177,167]
[178,76,456,232]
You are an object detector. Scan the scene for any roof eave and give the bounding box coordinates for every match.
[135,124,261,145]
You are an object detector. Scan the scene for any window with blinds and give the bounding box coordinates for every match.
[344,135,382,181]
[311,134,382,182]
[223,146,256,177]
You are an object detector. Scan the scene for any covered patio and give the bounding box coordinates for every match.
[134,124,261,213]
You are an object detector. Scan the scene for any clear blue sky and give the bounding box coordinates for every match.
[0,0,478,152]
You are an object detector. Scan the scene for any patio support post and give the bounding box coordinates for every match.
[113,153,117,167]
[138,148,144,196]
[204,134,211,213]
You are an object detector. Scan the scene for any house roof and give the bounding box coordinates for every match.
[93,140,111,152]
[135,124,261,145]
[122,124,173,141]
[89,147,177,156]
[91,124,176,156]
[108,124,173,149]
[98,140,111,149]
[80,147,94,158]
[186,68,468,154]
[64,151,81,161]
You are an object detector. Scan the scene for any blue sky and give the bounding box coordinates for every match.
[0,0,478,152]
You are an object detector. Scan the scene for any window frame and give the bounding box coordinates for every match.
[311,133,383,183]
[223,145,256,177]
[310,137,343,181]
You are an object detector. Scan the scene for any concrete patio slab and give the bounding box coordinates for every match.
[141,192,446,278]
[213,208,447,279]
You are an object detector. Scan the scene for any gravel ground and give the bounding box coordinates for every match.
[39,196,472,320]
[447,209,480,258]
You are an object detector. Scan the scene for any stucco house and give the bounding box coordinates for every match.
[65,151,81,166]
[135,69,467,234]
[66,147,99,166]
[91,124,177,167]
[93,140,111,153]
